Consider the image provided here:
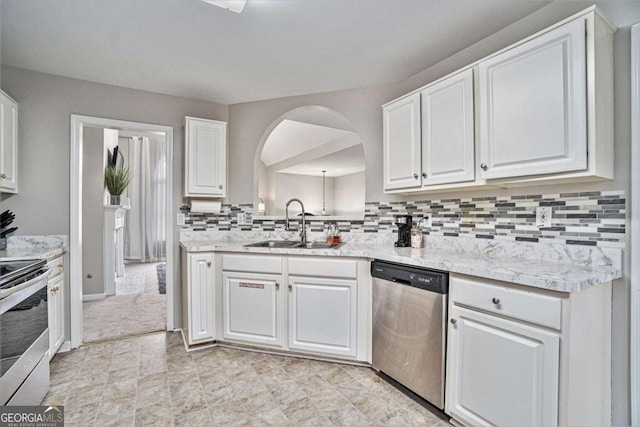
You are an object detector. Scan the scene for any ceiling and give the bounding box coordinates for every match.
[277,144,365,178]
[260,119,355,166]
[1,0,551,105]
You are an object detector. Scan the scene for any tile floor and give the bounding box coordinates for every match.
[45,331,450,426]
[83,263,166,343]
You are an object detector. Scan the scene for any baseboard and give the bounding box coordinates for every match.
[58,341,72,353]
[82,293,105,301]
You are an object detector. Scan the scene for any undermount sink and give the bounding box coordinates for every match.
[244,240,345,249]
[244,240,300,248]
[295,241,345,249]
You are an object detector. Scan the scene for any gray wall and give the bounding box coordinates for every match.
[81,127,105,296]
[0,66,228,339]
[226,3,638,423]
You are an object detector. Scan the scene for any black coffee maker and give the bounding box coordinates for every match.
[394,214,412,247]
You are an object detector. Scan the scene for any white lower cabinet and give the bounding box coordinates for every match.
[222,271,283,348]
[182,252,215,345]
[447,305,559,426]
[47,255,65,360]
[446,273,612,427]
[47,274,64,360]
[217,254,369,361]
[288,276,357,357]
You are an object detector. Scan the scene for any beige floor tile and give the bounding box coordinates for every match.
[296,374,336,397]
[249,407,290,426]
[173,408,212,427]
[171,390,208,415]
[134,400,174,426]
[323,403,371,426]
[50,331,450,427]
[281,396,324,424]
[208,402,252,426]
[96,395,136,421]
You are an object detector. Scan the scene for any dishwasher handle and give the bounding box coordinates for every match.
[391,277,411,286]
[371,260,448,294]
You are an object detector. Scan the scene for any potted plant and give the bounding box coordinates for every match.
[104,165,132,205]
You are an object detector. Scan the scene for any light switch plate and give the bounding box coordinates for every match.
[177,213,185,226]
[536,206,552,227]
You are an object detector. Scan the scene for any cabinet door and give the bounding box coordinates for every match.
[383,93,421,190]
[185,117,227,197]
[421,69,475,186]
[288,277,357,357]
[478,18,586,179]
[0,90,18,193]
[222,272,283,347]
[446,305,559,426]
[48,275,64,359]
[188,253,215,343]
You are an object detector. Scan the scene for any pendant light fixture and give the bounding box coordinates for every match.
[322,170,327,215]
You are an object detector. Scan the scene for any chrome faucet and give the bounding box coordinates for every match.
[285,198,306,242]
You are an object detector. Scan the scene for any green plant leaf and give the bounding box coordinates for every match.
[104,165,133,195]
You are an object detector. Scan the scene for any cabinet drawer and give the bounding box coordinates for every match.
[222,254,282,274]
[47,256,64,279]
[288,257,357,279]
[451,275,562,330]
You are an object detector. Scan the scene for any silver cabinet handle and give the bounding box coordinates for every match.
[219,184,224,189]
[492,297,500,305]
[207,261,212,267]
[413,173,419,179]
[450,318,457,325]
[480,163,488,170]
[0,173,6,179]
[422,172,427,178]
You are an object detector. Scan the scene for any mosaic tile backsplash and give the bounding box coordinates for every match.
[182,190,626,248]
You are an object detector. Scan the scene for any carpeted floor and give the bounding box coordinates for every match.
[83,262,166,343]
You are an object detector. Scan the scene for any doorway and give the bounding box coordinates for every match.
[70,115,174,348]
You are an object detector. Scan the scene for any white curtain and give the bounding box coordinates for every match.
[124,136,166,262]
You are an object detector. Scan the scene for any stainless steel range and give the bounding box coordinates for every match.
[0,259,51,405]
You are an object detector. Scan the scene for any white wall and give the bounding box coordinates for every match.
[272,173,334,216]
[334,172,365,216]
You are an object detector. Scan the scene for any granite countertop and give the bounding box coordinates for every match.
[180,232,622,293]
[0,235,68,261]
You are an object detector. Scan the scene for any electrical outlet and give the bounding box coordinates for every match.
[536,206,552,227]
[237,212,254,226]
[176,213,185,226]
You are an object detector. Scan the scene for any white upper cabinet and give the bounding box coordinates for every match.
[0,90,18,193]
[184,117,227,198]
[421,69,475,186]
[383,93,421,190]
[382,7,614,194]
[478,18,587,180]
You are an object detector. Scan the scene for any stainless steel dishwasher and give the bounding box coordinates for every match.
[371,260,448,409]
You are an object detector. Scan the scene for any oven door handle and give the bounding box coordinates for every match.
[0,268,51,315]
